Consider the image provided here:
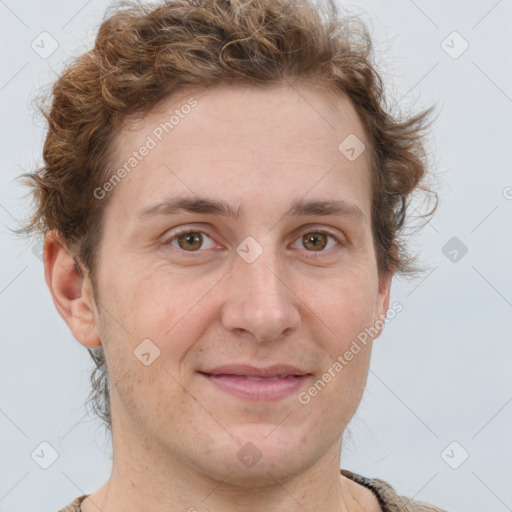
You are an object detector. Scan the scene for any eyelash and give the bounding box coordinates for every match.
[163,226,344,257]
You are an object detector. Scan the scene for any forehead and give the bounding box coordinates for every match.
[105,83,373,221]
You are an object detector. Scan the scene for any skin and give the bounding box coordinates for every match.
[45,82,391,512]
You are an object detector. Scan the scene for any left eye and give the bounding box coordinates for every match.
[293,231,340,252]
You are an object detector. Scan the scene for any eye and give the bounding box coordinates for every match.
[166,228,217,252]
[293,230,341,252]
[163,226,343,255]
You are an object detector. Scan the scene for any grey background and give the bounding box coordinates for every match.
[1,1,511,511]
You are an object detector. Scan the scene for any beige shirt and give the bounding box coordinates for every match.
[58,469,449,511]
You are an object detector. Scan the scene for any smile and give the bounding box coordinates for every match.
[199,371,311,401]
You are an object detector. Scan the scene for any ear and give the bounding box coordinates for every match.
[373,270,393,340]
[43,232,101,348]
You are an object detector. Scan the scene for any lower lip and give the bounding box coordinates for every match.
[200,373,310,401]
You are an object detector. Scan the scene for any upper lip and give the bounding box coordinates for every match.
[200,364,310,378]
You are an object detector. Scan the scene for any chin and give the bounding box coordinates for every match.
[198,425,318,486]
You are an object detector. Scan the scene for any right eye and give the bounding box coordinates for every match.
[166,228,217,252]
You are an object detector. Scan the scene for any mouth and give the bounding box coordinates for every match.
[198,364,312,401]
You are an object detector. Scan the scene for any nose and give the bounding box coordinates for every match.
[220,247,300,343]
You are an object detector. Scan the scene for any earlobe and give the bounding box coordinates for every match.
[379,271,392,311]
[43,232,101,348]
[374,271,393,340]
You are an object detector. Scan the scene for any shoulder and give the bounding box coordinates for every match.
[57,494,88,512]
[341,469,450,512]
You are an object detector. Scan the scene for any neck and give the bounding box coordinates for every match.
[81,438,362,512]
[80,405,380,512]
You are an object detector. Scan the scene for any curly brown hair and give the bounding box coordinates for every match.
[20,0,437,431]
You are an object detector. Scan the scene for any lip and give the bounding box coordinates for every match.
[199,364,311,401]
[203,364,309,378]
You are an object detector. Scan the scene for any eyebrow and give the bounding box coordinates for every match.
[137,196,366,224]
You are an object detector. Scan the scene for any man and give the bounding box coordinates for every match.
[22,0,446,510]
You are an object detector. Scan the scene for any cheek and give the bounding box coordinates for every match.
[106,352,190,435]
[300,266,379,343]
[99,259,203,335]
[97,263,221,382]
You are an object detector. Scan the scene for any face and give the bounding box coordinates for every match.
[86,83,390,485]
